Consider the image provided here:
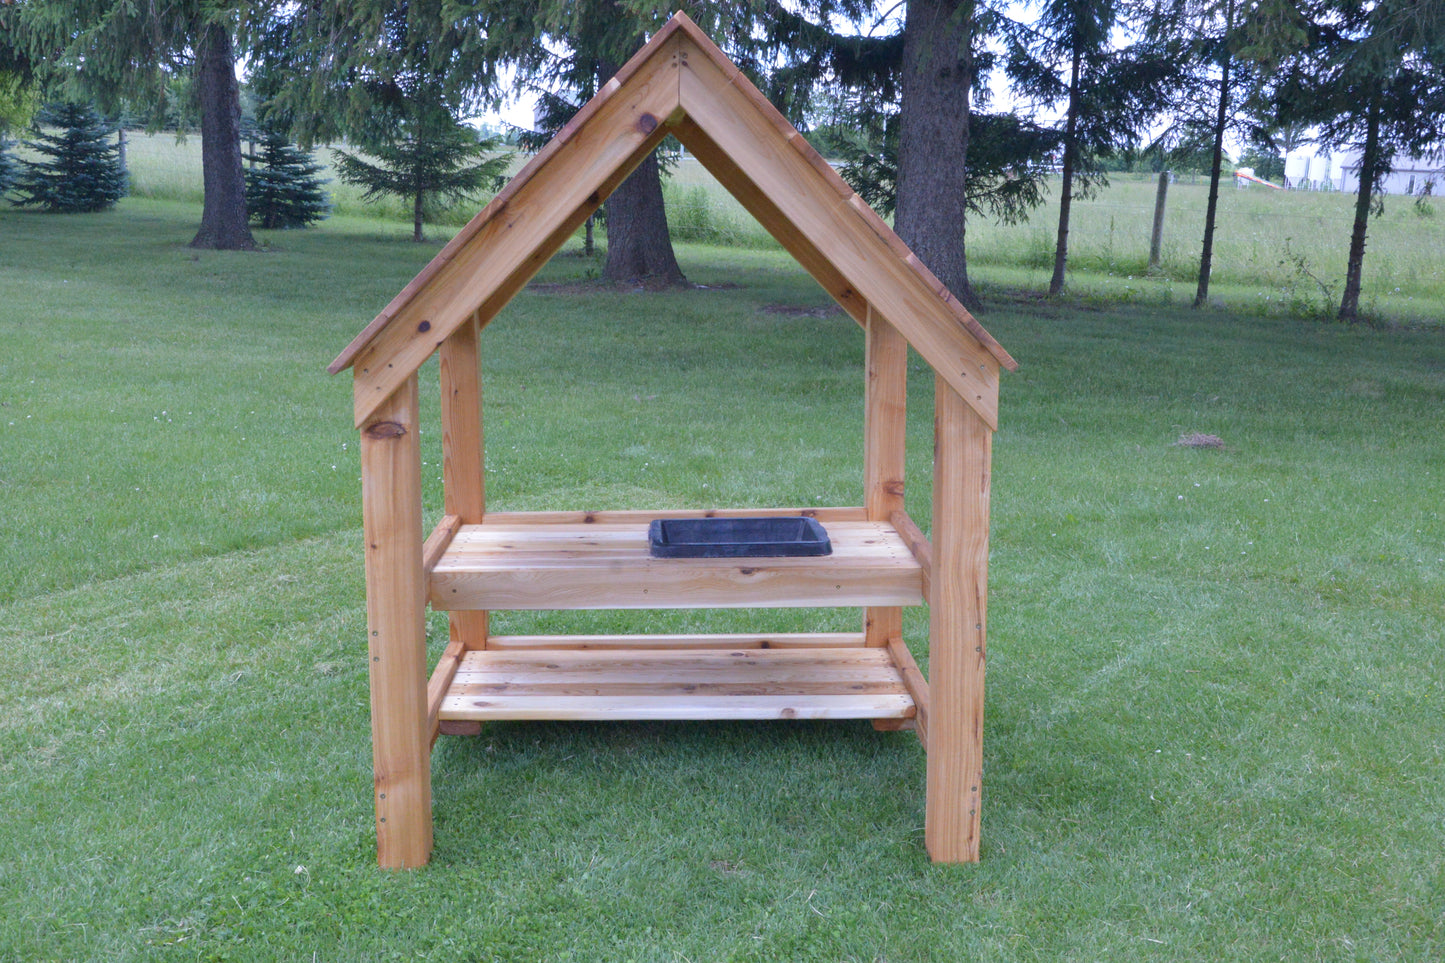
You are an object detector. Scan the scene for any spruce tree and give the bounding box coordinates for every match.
[244,128,330,229]
[335,103,506,243]
[0,138,17,197]
[15,102,126,212]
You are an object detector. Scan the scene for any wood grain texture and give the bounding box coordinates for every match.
[359,375,432,868]
[440,317,485,522]
[426,637,467,746]
[485,632,866,650]
[864,307,908,651]
[428,516,924,611]
[888,636,930,748]
[890,509,934,601]
[439,317,490,650]
[438,647,916,721]
[421,514,462,575]
[925,376,991,863]
[478,506,866,525]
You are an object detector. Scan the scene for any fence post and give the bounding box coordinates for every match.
[1148,170,1170,272]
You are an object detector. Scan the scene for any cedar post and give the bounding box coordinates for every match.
[864,307,911,733]
[360,373,433,868]
[440,315,489,650]
[863,306,908,650]
[925,375,991,862]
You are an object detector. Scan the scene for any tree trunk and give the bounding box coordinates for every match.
[1048,47,1083,297]
[413,190,426,242]
[189,21,256,251]
[895,0,980,312]
[595,41,684,287]
[602,147,686,285]
[1339,93,1381,322]
[1194,42,1232,308]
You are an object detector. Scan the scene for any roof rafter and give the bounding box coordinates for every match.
[332,12,1014,430]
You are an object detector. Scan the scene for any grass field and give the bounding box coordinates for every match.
[112,130,1445,325]
[2,199,1442,960]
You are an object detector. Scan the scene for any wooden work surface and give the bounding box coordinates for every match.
[438,646,916,721]
[427,509,925,611]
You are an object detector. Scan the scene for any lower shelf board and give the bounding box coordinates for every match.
[437,646,917,722]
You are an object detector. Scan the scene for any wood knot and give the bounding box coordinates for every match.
[417,320,431,333]
[637,113,658,134]
[364,421,408,440]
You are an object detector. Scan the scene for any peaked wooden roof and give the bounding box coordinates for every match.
[331,11,1016,429]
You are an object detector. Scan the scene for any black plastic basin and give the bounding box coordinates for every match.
[648,516,832,558]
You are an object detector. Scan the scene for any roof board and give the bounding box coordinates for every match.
[331,12,1015,429]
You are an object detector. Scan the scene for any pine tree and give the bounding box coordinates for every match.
[15,102,126,212]
[0,137,18,197]
[244,128,330,229]
[335,104,507,242]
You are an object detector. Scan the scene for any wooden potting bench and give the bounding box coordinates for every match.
[330,12,1016,869]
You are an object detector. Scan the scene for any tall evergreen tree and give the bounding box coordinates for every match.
[764,2,1042,311]
[895,0,982,308]
[244,129,330,229]
[14,101,126,212]
[1263,0,1445,321]
[1005,0,1178,296]
[479,2,690,286]
[2,1,255,249]
[1148,0,1302,307]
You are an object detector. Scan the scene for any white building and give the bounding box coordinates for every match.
[1283,147,1444,195]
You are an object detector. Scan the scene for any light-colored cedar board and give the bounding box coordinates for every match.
[329,20,696,376]
[845,197,1016,372]
[428,520,923,611]
[454,646,894,668]
[440,694,915,722]
[485,632,866,650]
[426,637,467,746]
[439,317,485,522]
[890,509,934,601]
[450,647,903,686]
[477,506,866,526]
[359,376,432,868]
[421,514,462,576]
[438,524,910,559]
[438,318,490,651]
[671,117,867,328]
[864,307,908,650]
[924,377,991,864]
[888,636,930,748]
[344,41,681,426]
[676,50,1003,429]
[453,680,908,698]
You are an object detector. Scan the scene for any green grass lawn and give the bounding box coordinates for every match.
[1,200,1443,961]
